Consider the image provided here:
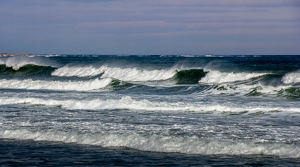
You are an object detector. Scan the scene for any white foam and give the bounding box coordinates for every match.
[1,96,299,114]
[100,67,176,81]
[53,65,176,81]
[0,129,299,158]
[52,66,105,77]
[0,55,58,70]
[0,78,112,91]
[282,71,300,84]
[199,71,267,84]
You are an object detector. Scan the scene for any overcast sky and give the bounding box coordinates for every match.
[0,0,299,55]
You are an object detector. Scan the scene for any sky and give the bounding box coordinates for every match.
[0,0,299,55]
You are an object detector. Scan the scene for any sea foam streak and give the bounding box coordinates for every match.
[1,129,299,158]
[0,78,112,91]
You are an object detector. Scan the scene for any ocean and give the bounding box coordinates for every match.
[0,54,300,166]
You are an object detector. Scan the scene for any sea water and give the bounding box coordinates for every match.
[0,54,300,166]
